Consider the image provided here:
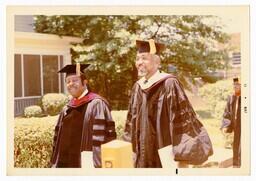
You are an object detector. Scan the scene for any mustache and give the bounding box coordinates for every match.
[67,85,78,89]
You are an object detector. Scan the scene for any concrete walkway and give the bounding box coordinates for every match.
[194,147,233,168]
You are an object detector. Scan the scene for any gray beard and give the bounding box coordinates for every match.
[138,70,147,77]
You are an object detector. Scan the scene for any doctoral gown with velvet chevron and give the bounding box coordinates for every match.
[50,92,116,168]
[123,75,213,168]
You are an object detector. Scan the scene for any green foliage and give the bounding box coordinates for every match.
[41,93,69,116]
[14,116,57,168]
[198,79,233,119]
[112,110,127,139]
[34,15,230,109]
[24,105,43,118]
[223,132,234,149]
[198,78,235,149]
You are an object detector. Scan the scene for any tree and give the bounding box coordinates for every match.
[34,15,230,110]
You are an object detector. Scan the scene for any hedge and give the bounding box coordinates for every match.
[14,116,57,168]
[24,105,43,118]
[41,93,69,116]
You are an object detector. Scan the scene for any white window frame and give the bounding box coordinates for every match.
[21,54,24,97]
[58,55,61,93]
[40,55,44,96]
[14,53,64,99]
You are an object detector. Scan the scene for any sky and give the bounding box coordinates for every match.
[219,16,239,33]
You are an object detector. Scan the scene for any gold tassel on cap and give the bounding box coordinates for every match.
[76,62,81,76]
[149,39,156,54]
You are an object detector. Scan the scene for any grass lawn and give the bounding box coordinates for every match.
[200,118,225,148]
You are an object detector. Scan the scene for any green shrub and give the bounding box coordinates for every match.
[198,79,233,120]
[112,110,127,139]
[41,93,69,116]
[214,101,228,120]
[24,105,43,118]
[14,116,57,168]
[198,79,235,149]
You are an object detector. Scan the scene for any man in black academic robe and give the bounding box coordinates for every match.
[123,39,213,168]
[50,64,116,168]
[221,77,241,167]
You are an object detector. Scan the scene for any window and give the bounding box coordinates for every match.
[23,54,41,96]
[43,55,59,94]
[60,56,64,93]
[14,54,65,98]
[14,54,22,97]
[232,52,241,66]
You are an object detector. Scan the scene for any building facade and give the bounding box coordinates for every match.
[14,16,82,116]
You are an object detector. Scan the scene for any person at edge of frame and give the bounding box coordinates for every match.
[221,77,241,168]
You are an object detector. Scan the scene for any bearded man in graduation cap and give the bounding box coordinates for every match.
[50,63,116,168]
[123,39,213,168]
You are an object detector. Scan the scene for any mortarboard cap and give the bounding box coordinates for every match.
[58,63,90,76]
[233,77,240,83]
[136,39,165,55]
